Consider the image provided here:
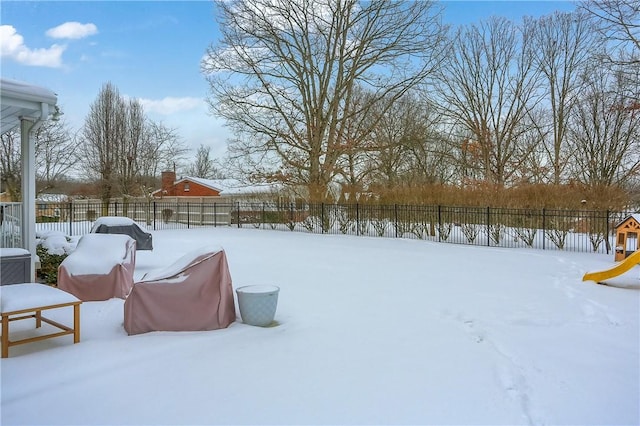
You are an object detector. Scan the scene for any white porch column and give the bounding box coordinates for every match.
[20,103,48,282]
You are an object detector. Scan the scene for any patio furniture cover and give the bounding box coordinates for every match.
[58,234,136,301]
[123,246,235,335]
[91,216,153,250]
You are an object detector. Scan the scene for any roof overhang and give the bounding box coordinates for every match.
[1,78,58,134]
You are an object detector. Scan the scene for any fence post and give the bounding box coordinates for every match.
[542,208,546,250]
[213,203,217,227]
[605,210,611,254]
[438,205,442,242]
[187,203,190,229]
[153,202,157,231]
[394,204,398,238]
[262,202,266,229]
[321,203,325,233]
[68,202,73,236]
[486,206,490,246]
[237,202,241,228]
[356,203,360,236]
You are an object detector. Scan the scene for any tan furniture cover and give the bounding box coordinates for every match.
[57,234,136,301]
[123,246,235,335]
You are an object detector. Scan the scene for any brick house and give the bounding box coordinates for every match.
[153,171,223,197]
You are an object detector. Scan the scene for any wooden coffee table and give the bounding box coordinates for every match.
[1,283,81,358]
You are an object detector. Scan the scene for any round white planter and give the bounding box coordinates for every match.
[236,285,280,327]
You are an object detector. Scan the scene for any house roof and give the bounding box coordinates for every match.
[153,176,281,196]
[176,177,223,192]
[189,178,280,195]
[1,78,58,133]
[615,213,640,229]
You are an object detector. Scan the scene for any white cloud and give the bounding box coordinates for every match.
[139,97,204,115]
[0,25,65,68]
[46,22,98,39]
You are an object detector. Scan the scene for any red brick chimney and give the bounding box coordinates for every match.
[161,171,176,196]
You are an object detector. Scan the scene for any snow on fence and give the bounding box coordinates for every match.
[2,200,636,254]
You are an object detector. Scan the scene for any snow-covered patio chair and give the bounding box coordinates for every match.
[123,246,235,335]
[57,234,136,301]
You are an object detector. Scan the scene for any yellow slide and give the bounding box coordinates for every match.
[583,250,640,283]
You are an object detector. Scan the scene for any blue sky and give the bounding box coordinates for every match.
[1,1,578,163]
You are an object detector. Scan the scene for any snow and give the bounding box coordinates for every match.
[1,283,79,313]
[59,233,134,276]
[36,230,77,256]
[138,245,222,283]
[1,227,639,425]
[0,248,30,257]
[236,284,280,294]
[90,216,136,232]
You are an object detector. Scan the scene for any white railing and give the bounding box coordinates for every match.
[0,202,23,248]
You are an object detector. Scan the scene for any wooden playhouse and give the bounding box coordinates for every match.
[614,214,640,261]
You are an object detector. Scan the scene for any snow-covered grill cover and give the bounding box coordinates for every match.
[91,216,153,251]
[123,246,235,335]
[57,233,136,301]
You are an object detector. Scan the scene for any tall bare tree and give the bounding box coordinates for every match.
[81,83,189,204]
[137,121,189,192]
[528,11,603,185]
[0,130,21,200]
[188,144,221,179]
[81,82,127,208]
[1,119,77,200]
[581,0,639,65]
[202,0,446,201]
[567,67,640,187]
[34,119,79,194]
[436,17,543,186]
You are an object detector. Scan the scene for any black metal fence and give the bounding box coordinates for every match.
[21,200,637,254]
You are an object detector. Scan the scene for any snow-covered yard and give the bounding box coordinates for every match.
[1,227,639,425]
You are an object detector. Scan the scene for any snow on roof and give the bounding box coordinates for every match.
[36,193,67,202]
[1,78,58,133]
[156,176,281,196]
[1,78,57,105]
[616,213,640,228]
[175,176,223,192]
[190,178,281,195]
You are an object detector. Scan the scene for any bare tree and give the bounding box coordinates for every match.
[367,93,452,187]
[80,83,190,204]
[528,11,603,185]
[581,0,640,65]
[567,67,640,187]
[81,82,127,208]
[34,119,79,194]
[202,0,446,201]
[137,121,189,190]
[188,144,222,178]
[436,17,543,186]
[0,130,21,200]
[116,99,146,198]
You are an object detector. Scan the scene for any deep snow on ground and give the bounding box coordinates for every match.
[1,227,639,425]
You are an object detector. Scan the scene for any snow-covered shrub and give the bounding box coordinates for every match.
[36,231,77,285]
[371,219,389,237]
[488,223,503,244]
[461,223,479,243]
[437,223,452,241]
[513,227,537,247]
